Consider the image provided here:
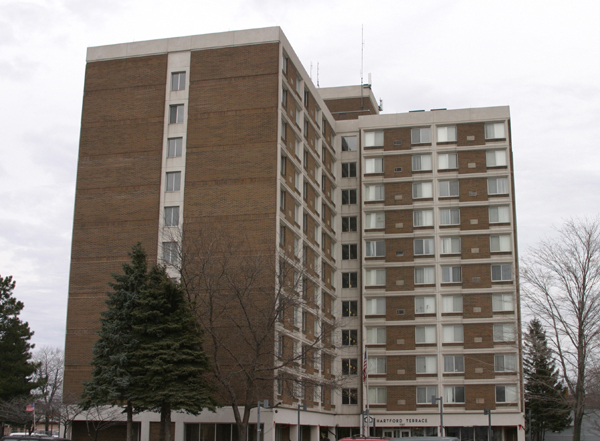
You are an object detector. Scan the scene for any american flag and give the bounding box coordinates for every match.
[25,404,34,412]
[362,346,368,381]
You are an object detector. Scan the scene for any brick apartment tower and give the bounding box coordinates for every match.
[65,27,524,441]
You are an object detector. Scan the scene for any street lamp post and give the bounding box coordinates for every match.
[257,400,268,441]
[297,403,306,441]
[431,396,444,437]
[483,409,492,441]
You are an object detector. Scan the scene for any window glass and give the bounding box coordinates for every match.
[440,237,461,254]
[415,326,436,344]
[171,71,186,91]
[486,150,507,166]
[437,126,456,142]
[342,136,358,151]
[365,158,384,174]
[414,238,434,255]
[495,354,517,372]
[438,153,458,170]
[342,216,357,232]
[414,210,434,227]
[444,355,464,373]
[442,266,462,283]
[342,244,358,260]
[492,264,512,281]
[493,324,515,341]
[412,154,432,171]
[444,386,465,403]
[342,388,358,405]
[163,241,177,264]
[366,298,386,315]
[169,104,184,124]
[365,131,384,147]
[164,206,179,227]
[167,137,183,157]
[365,185,385,201]
[342,272,358,288]
[368,357,387,374]
[369,387,387,404]
[442,295,463,313]
[485,123,506,140]
[366,240,385,257]
[366,327,386,344]
[342,300,358,317]
[365,212,385,229]
[440,208,460,225]
[413,182,433,199]
[417,386,437,404]
[443,325,464,343]
[411,127,431,144]
[342,162,357,178]
[491,235,512,252]
[488,177,509,195]
[489,206,510,223]
[342,189,357,205]
[496,385,517,403]
[439,180,459,197]
[416,356,437,374]
[492,294,514,311]
[415,267,435,284]
[366,269,386,286]
[342,358,358,375]
[166,172,181,191]
[415,296,435,313]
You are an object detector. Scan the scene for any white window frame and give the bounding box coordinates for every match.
[368,357,387,374]
[411,127,431,144]
[440,208,460,226]
[342,136,358,151]
[413,182,433,199]
[163,241,178,264]
[369,387,387,404]
[167,137,183,158]
[442,266,462,283]
[416,386,437,404]
[166,171,181,192]
[496,385,517,403]
[366,240,385,258]
[437,125,457,142]
[365,157,384,174]
[415,267,435,285]
[488,177,509,195]
[415,296,435,314]
[365,131,384,147]
[438,153,458,170]
[414,210,434,227]
[492,293,514,312]
[489,205,510,223]
[443,325,464,343]
[486,150,507,167]
[414,238,434,256]
[366,269,386,286]
[164,206,179,227]
[171,71,186,91]
[492,264,512,281]
[491,235,512,252]
[444,355,464,373]
[485,122,506,140]
[366,298,386,315]
[444,386,465,404]
[440,237,461,254]
[442,295,463,313]
[495,354,517,372]
[365,185,385,201]
[366,327,386,344]
[365,212,385,229]
[416,355,437,374]
[169,104,184,124]
[439,180,459,197]
[493,324,516,342]
[412,154,432,171]
[415,325,436,344]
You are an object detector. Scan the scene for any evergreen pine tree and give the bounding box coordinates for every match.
[0,275,39,402]
[524,318,572,441]
[82,243,148,441]
[129,264,216,441]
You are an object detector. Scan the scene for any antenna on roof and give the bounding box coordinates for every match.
[317,62,320,87]
[360,25,364,109]
[310,62,313,80]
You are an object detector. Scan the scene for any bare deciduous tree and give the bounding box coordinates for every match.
[82,405,123,441]
[174,228,339,441]
[33,346,64,434]
[522,217,600,441]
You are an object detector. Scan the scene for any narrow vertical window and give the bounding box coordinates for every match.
[169,105,184,124]
[167,138,183,158]
[171,72,186,91]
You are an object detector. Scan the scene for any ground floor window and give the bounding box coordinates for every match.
[445,426,516,441]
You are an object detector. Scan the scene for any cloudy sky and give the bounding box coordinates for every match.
[1,0,599,349]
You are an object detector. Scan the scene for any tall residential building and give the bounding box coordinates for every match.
[65,27,523,441]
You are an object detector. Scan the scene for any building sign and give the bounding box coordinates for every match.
[374,416,435,426]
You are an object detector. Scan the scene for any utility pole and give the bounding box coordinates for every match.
[483,409,492,441]
[297,403,306,441]
[431,396,444,437]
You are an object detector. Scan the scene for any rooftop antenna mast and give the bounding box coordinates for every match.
[317,62,320,87]
[360,25,364,109]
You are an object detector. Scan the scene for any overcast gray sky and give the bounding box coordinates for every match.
[1,0,599,349]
